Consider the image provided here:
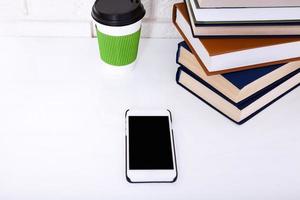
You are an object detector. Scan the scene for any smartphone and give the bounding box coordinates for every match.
[125,109,177,183]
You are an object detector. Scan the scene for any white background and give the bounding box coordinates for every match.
[0,0,181,38]
[0,0,299,199]
[0,37,299,200]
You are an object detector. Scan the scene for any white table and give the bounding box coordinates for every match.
[0,38,299,200]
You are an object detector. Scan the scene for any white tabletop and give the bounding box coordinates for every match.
[0,37,299,200]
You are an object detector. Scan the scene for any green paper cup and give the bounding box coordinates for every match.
[92,0,146,70]
[95,20,142,70]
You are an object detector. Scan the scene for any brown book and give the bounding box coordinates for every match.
[173,3,300,75]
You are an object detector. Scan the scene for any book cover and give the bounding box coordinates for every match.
[176,66,299,124]
[190,0,300,24]
[183,1,300,36]
[197,0,300,8]
[173,3,300,74]
[177,41,300,104]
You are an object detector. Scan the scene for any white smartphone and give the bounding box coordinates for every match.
[125,109,177,183]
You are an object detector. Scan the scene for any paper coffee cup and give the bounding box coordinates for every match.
[92,0,146,70]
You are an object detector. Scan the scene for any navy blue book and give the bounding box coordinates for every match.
[176,66,299,124]
[177,41,300,106]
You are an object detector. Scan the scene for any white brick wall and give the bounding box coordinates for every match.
[0,0,181,38]
[0,0,27,19]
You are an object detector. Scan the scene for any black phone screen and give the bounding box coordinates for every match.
[128,116,174,170]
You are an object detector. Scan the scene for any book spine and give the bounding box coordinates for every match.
[176,66,182,84]
[172,4,214,75]
[176,67,242,124]
[176,43,181,65]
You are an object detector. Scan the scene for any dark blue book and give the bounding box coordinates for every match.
[176,66,299,124]
[177,41,300,107]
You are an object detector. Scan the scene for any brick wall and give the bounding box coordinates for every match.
[0,0,181,38]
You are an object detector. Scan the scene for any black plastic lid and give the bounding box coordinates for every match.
[92,0,146,26]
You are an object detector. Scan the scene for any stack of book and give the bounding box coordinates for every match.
[172,2,300,124]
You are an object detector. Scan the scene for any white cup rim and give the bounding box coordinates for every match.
[95,20,142,36]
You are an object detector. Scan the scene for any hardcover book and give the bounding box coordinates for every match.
[189,0,300,24]
[177,41,300,103]
[173,3,300,74]
[176,66,299,124]
[197,0,300,8]
[181,1,300,36]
